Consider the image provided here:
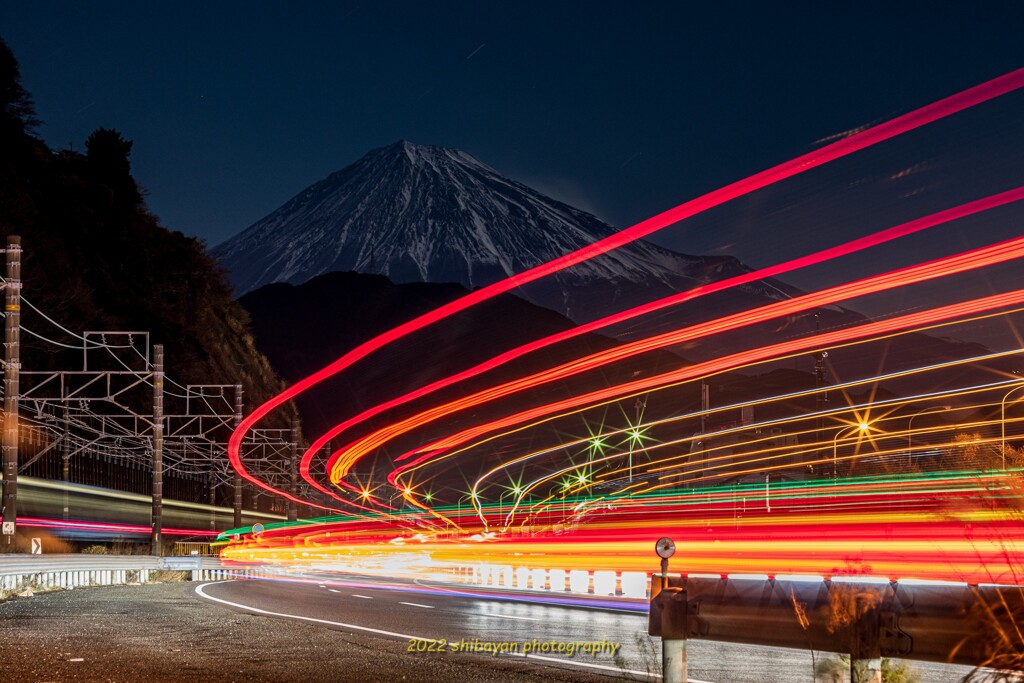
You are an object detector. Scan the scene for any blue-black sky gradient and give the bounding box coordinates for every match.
[1,2,1022,256]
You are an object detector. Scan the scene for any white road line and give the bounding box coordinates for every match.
[352,594,373,599]
[471,612,539,621]
[328,589,340,593]
[194,582,436,642]
[194,582,705,681]
[398,601,434,609]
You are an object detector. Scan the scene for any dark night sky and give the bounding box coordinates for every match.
[1,2,1022,256]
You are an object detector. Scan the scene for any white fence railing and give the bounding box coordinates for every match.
[0,554,270,592]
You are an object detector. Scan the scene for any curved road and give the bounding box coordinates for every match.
[196,572,975,682]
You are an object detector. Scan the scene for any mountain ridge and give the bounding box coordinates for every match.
[212,140,798,323]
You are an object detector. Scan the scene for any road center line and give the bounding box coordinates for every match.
[194,582,434,642]
[398,601,434,609]
[352,594,373,599]
[470,612,539,621]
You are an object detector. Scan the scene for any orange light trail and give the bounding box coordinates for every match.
[227,69,1024,507]
[222,471,1024,586]
[342,236,1024,480]
[387,288,1024,495]
[419,348,1023,519]
[329,229,1024,482]
[305,186,1024,502]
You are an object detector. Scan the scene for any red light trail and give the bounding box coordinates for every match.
[227,68,1024,507]
[387,288,1024,488]
[218,70,1024,593]
[223,471,1024,585]
[326,236,1024,480]
[308,186,1024,497]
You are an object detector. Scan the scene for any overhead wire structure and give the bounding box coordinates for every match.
[0,284,312,538]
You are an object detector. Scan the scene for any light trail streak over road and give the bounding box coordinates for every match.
[217,74,1024,658]
[457,358,1022,519]
[331,234,1024,485]
[223,469,1024,584]
[228,68,1024,508]
[309,186,1024,497]
[387,290,1024,498]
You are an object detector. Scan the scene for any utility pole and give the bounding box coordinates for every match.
[233,384,243,528]
[151,344,164,555]
[288,417,299,522]
[209,467,217,531]
[62,405,70,522]
[1,236,21,547]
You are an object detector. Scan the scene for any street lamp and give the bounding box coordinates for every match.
[627,427,645,483]
[629,397,647,483]
[498,486,521,529]
[457,492,476,524]
[906,405,952,469]
[508,485,523,526]
[560,479,572,517]
[832,422,870,481]
[1000,382,1024,470]
[387,490,399,523]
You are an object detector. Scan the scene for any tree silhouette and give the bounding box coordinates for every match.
[85,127,142,209]
[0,36,39,136]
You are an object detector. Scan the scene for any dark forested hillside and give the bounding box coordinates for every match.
[0,38,286,419]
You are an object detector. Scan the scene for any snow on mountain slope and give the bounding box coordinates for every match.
[212,141,796,322]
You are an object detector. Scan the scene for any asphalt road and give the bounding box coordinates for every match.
[0,581,618,683]
[197,571,979,682]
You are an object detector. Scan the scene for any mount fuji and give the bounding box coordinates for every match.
[212,141,799,324]
[216,141,1008,395]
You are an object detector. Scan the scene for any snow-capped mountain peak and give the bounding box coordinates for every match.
[212,141,792,321]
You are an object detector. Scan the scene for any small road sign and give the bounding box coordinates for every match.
[30,537,41,554]
[160,556,200,571]
[251,523,265,536]
[1,521,13,535]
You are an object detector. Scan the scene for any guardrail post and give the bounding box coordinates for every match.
[851,594,882,683]
[649,539,688,683]
[659,586,688,683]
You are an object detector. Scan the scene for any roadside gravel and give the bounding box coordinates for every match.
[0,582,623,682]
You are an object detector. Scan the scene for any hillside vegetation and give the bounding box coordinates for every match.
[0,38,286,420]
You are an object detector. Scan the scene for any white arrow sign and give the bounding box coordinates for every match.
[30,537,41,555]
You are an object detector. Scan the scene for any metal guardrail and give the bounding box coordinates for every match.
[0,554,270,591]
[649,575,1024,671]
